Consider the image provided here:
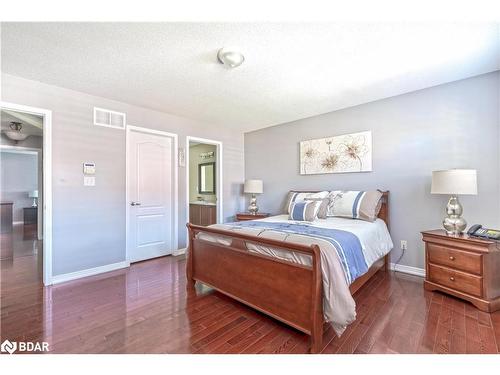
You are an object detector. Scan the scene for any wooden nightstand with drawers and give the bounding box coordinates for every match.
[236,212,270,221]
[422,230,500,312]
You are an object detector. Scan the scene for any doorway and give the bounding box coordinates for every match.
[0,147,42,257]
[186,136,223,228]
[126,126,178,263]
[0,102,52,285]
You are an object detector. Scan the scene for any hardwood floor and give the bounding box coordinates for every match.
[0,223,40,260]
[1,251,499,354]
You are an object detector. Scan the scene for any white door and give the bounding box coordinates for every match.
[128,129,175,263]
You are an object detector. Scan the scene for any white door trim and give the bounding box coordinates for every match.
[185,136,224,234]
[125,125,179,262]
[1,101,53,286]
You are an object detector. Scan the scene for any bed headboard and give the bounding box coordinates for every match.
[289,190,390,230]
[377,190,389,230]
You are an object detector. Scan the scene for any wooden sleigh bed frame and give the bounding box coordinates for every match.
[186,191,390,353]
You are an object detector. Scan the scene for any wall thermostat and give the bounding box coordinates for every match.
[83,162,96,175]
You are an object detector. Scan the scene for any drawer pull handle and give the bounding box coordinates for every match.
[449,276,455,281]
[449,256,455,261]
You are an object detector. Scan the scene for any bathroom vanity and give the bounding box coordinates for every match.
[189,202,216,226]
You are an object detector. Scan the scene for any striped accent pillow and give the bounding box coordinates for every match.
[284,191,329,214]
[327,190,383,222]
[288,200,321,222]
[304,197,330,219]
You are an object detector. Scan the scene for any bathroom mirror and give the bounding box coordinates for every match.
[198,162,215,194]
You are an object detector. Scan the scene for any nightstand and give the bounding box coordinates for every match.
[422,230,500,312]
[236,212,270,221]
[23,207,38,225]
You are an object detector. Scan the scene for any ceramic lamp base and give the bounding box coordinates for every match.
[443,195,467,235]
[248,194,259,215]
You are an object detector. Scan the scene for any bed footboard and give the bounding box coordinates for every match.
[186,223,324,353]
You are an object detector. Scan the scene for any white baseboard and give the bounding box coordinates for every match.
[51,261,130,285]
[173,247,187,256]
[390,262,425,277]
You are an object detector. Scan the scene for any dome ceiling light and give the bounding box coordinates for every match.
[217,48,245,68]
[4,121,30,142]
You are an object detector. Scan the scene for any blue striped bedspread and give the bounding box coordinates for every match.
[227,221,368,284]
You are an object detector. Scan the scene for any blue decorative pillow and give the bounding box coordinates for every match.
[285,191,329,213]
[288,200,321,222]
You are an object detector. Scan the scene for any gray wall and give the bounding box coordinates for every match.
[1,73,245,276]
[0,151,38,221]
[245,72,500,270]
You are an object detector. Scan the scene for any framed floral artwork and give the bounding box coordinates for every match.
[299,131,372,174]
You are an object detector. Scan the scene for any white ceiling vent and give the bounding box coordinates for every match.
[93,107,126,129]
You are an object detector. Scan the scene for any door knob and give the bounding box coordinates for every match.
[130,202,141,206]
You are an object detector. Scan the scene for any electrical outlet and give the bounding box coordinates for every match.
[400,240,408,251]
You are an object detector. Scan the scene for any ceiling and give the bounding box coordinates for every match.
[1,110,43,136]
[1,22,499,132]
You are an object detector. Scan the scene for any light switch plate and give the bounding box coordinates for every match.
[84,176,96,186]
[178,148,185,167]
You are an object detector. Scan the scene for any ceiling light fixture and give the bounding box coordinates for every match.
[4,121,30,142]
[217,48,245,68]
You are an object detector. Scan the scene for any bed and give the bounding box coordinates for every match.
[186,191,392,353]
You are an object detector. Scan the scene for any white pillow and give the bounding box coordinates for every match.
[326,190,383,222]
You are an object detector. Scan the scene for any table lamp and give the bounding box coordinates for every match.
[431,169,477,235]
[244,179,263,214]
[29,190,39,207]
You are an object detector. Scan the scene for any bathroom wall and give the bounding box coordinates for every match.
[189,143,217,203]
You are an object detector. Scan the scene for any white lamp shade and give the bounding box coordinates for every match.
[431,169,477,195]
[29,190,39,198]
[244,179,263,194]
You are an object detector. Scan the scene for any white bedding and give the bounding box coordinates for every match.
[195,215,393,335]
[255,215,393,267]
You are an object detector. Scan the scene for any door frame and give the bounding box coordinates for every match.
[125,125,179,262]
[185,136,223,229]
[0,101,53,285]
